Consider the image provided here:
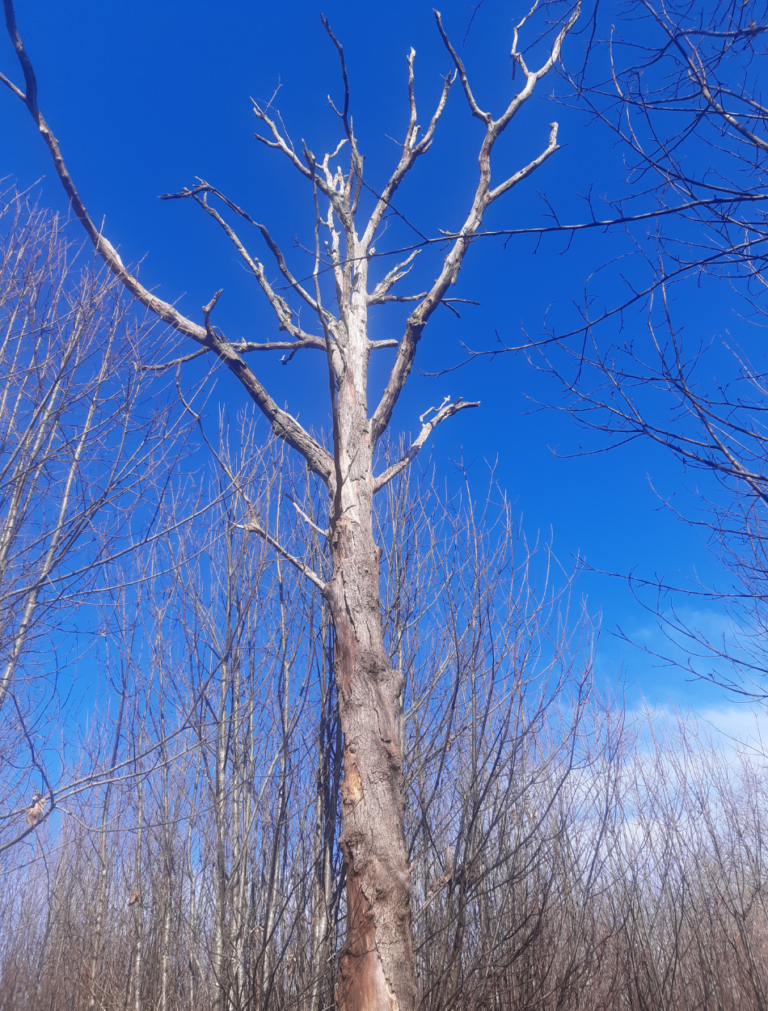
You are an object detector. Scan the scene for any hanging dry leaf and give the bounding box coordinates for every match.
[25,794,45,827]
[128,890,140,907]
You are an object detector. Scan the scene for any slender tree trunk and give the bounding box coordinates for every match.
[160,863,171,1011]
[186,761,201,1011]
[88,681,126,1011]
[309,608,328,1011]
[231,660,249,1011]
[259,528,291,1011]
[309,605,340,1011]
[133,771,143,1011]
[213,658,230,1011]
[158,663,172,1011]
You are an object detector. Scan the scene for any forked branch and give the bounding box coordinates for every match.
[360,55,454,249]
[161,182,329,320]
[373,396,480,493]
[368,250,421,305]
[434,10,492,124]
[239,513,326,591]
[371,4,579,443]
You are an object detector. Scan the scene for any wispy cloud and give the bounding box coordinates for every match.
[595,602,764,710]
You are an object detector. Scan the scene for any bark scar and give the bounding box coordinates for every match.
[345,755,364,805]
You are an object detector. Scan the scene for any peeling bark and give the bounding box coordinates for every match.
[325,493,415,1011]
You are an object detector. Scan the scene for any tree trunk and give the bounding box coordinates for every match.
[133,771,143,1011]
[324,298,415,1011]
[309,606,337,1011]
[88,683,126,1011]
[213,658,230,1011]
[325,508,414,1011]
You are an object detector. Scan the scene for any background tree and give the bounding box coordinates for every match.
[495,0,768,700]
[0,193,192,855]
[0,427,609,1011]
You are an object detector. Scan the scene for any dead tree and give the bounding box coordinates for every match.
[1,3,582,1008]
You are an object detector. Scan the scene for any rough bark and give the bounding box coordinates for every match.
[315,234,414,1008]
[325,432,414,1011]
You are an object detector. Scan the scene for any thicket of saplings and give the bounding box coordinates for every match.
[3,212,768,1011]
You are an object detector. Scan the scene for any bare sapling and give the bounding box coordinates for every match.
[0,197,192,855]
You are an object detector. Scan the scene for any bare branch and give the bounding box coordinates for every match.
[239,513,325,590]
[2,0,208,346]
[1,0,332,482]
[434,9,492,124]
[371,6,579,443]
[160,182,327,317]
[373,397,479,493]
[286,496,329,538]
[488,122,560,202]
[0,67,23,100]
[360,57,454,250]
[139,348,209,372]
[251,97,318,184]
[368,250,421,305]
[187,191,327,348]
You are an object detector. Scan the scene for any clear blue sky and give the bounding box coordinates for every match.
[1,0,744,712]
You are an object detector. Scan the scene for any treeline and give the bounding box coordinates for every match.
[3,583,768,1011]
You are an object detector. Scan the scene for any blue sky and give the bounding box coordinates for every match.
[1,0,750,715]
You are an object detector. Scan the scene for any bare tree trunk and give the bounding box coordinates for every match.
[133,767,143,1011]
[213,656,230,1011]
[230,658,248,1011]
[259,502,291,1011]
[324,342,415,1010]
[159,768,171,1011]
[309,604,341,1011]
[88,682,126,1011]
[186,761,202,1011]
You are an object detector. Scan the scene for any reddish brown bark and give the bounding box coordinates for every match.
[325,464,415,1011]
